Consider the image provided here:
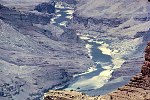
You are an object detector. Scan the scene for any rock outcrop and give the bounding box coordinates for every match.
[127,46,150,90]
[44,42,150,100]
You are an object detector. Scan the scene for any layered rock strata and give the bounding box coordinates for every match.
[0,1,93,100]
[44,42,150,100]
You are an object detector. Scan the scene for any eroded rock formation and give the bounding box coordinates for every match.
[44,42,150,100]
[127,42,150,90]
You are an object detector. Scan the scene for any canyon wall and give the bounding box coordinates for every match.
[0,1,92,100]
[44,41,150,100]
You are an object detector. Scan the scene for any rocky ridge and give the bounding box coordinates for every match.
[44,42,150,100]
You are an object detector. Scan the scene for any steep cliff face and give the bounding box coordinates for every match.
[44,42,150,100]
[127,42,150,89]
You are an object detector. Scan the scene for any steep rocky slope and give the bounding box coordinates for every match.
[44,42,150,100]
[63,0,150,95]
[1,0,150,99]
[0,1,93,100]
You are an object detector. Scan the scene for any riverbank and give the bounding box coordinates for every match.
[44,41,150,100]
[60,0,150,96]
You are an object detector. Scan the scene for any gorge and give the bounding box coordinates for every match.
[0,0,150,100]
[44,41,150,100]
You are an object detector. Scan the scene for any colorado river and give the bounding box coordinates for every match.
[51,2,125,95]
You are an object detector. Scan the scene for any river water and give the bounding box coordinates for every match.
[51,2,127,96]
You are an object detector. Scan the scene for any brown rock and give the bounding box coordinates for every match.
[145,53,150,61]
[145,46,150,54]
[141,65,149,75]
[144,61,150,67]
[147,41,150,46]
